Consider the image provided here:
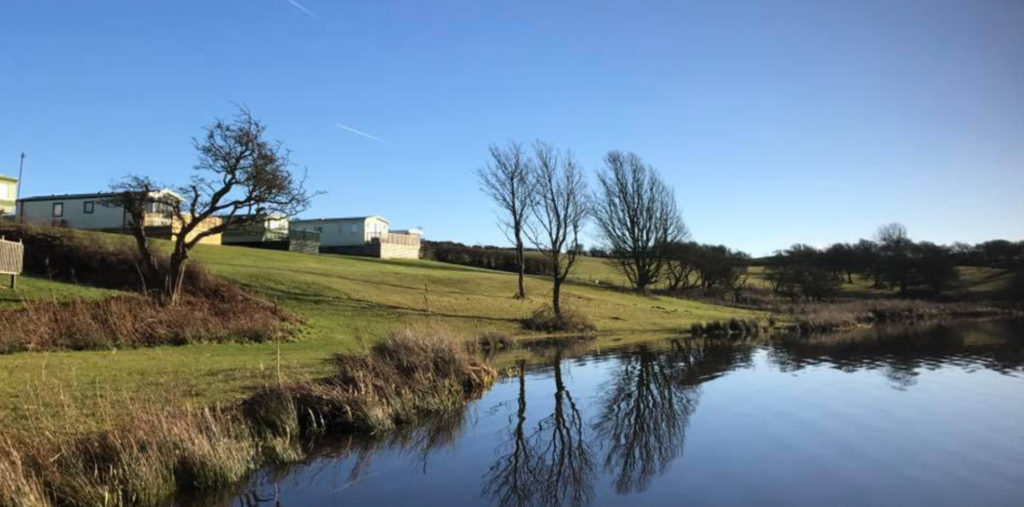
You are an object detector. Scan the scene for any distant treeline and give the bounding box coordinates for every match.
[421,240,554,275]
[425,227,1023,302]
[762,225,1024,301]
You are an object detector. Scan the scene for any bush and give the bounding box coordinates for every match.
[521,305,596,333]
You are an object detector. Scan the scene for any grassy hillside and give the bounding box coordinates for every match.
[0,276,118,309]
[0,231,762,434]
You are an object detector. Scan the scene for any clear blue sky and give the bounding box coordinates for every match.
[1,0,1022,255]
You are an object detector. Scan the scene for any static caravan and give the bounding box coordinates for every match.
[290,216,421,259]
[17,190,222,245]
[0,175,17,217]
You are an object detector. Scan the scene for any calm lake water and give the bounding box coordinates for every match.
[204,320,1024,506]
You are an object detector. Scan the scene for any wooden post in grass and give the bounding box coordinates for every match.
[0,235,24,290]
[274,298,282,386]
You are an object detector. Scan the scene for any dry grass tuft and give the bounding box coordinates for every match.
[521,305,597,333]
[0,438,49,507]
[252,325,498,435]
[2,404,260,507]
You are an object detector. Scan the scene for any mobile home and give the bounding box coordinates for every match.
[290,216,421,259]
[0,175,18,217]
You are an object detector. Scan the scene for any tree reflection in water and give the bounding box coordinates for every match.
[484,360,541,506]
[211,322,1024,506]
[484,338,748,505]
[766,321,1024,390]
[593,344,699,494]
[484,350,594,507]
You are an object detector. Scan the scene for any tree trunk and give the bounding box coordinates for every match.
[127,215,161,292]
[552,279,562,318]
[166,247,189,306]
[515,236,526,299]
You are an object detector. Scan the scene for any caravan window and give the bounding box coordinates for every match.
[83,201,95,214]
[52,202,64,217]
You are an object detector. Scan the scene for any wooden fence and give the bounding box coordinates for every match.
[0,236,23,288]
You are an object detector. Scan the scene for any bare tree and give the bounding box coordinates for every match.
[875,222,913,294]
[594,151,688,292]
[478,142,535,298]
[110,107,314,305]
[526,142,589,318]
[875,222,909,246]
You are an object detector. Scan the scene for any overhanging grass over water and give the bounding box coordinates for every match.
[0,327,496,506]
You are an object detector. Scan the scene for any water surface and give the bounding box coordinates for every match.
[209,320,1024,506]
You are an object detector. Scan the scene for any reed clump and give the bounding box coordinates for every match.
[2,405,259,507]
[254,326,498,435]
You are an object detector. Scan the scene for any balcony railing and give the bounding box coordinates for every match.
[141,212,174,228]
[368,232,421,247]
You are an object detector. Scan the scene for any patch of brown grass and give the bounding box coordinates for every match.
[0,289,298,354]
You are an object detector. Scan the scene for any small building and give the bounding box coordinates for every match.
[17,190,222,245]
[0,175,18,217]
[290,216,421,259]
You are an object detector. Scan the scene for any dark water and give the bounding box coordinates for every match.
[213,320,1024,506]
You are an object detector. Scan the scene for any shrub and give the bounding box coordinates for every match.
[521,305,596,333]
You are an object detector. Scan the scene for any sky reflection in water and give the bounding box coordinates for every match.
[211,320,1024,507]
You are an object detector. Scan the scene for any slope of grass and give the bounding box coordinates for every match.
[0,276,120,309]
[0,231,762,436]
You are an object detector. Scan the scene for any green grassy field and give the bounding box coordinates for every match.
[0,234,763,433]
[0,276,119,309]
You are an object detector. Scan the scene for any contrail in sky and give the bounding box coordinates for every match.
[336,123,389,145]
[284,0,319,19]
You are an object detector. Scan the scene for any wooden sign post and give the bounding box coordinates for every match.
[0,235,24,290]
